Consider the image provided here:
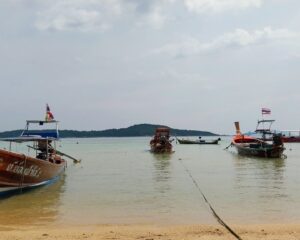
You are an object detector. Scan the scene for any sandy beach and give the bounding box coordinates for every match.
[1,224,300,240]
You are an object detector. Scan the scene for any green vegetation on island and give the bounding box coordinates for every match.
[0,124,218,138]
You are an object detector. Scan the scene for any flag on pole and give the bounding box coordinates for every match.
[45,104,54,121]
[262,107,271,115]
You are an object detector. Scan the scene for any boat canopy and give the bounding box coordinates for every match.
[0,119,60,142]
[155,128,169,132]
[21,129,59,139]
[155,128,170,136]
[0,136,57,143]
[21,120,60,139]
[255,119,275,133]
[25,120,59,124]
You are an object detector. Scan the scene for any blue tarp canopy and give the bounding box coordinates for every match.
[21,129,59,139]
[0,136,57,143]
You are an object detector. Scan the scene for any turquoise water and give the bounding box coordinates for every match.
[0,137,300,226]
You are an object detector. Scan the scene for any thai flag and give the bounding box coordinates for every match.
[262,107,271,115]
[46,104,54,121]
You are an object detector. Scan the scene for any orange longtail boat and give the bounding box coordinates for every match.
[232,122,285,158]
[0,115,67,195]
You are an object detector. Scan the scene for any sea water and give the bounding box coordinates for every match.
[0,137,300,226]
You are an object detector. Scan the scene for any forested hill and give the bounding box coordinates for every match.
[0,124,218,138]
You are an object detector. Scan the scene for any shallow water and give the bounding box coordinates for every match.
[0,137,300,226]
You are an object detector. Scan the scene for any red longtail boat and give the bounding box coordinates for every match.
[0,119,67,195]
[150,128,173,153]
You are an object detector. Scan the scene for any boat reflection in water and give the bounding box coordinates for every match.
[151,153,172,185]
[151,153,172,170]
[0,174,65,226]
[150,153,175,219]
[232,153,287,223]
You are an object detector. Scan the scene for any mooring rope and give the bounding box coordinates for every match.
[178,158,243,240]
[20,154,27,193]
[224,142,233,150]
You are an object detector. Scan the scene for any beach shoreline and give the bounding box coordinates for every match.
[1,223,300,240]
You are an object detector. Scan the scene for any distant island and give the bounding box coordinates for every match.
[0,123,218,138]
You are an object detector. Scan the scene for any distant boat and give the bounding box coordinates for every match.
[0,108,67,195]
[232,122,285,158]
[176,137,221,145]
[276,130,300,143]
[150,128,173,153]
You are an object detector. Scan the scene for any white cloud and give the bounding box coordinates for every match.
[133,0,175,29]
[35,0,265,32]
[36,0,122,32]
[35,0,174,32]
[183,0,263,13]
[144,8,166,29]
[37,8,108,32]
[135,4,169,29]
[154,27,298,57]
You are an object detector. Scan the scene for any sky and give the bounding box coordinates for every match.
[1,0,300,134]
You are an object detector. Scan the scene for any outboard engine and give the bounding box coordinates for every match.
[273,134,283,146]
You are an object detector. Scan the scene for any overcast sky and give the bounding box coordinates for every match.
[1,0,300,134]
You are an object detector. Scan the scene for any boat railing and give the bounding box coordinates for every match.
[255,119,275,133]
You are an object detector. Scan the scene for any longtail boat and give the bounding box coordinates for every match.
[232,122,285,158]
[176,137,221,145]
[150,128,173,153]
[0,108,67,195]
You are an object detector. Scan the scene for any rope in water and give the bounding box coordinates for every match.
[178,158,243,240]
[224,142,233,150]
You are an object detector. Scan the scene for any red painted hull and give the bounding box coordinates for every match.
[150,142,173,153]
[0,149,66,193]
[281,137,300,143]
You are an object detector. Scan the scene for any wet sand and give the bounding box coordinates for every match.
[1,224,300,240]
